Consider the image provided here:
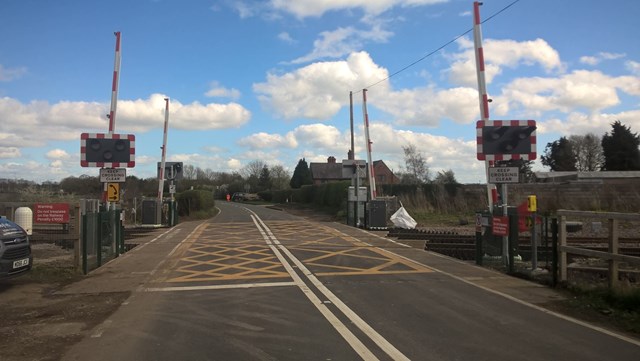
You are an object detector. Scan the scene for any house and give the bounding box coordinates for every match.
[309,155,399,185]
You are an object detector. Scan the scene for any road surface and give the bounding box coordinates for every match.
[62,202,639,360]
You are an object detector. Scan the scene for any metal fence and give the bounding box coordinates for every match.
[81,208,124,274]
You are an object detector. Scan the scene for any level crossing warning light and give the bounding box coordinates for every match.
[476,120,537,161]
[80,133,135,168]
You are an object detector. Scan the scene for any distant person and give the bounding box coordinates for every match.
[226,193,231,202]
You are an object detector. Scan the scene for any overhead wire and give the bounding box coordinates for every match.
[352,0,522,94]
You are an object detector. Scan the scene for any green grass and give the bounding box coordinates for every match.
[409,210,476,227]
[21,263,83,285]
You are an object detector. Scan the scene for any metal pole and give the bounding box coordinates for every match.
[157,98,170,224]
[349,91,354,159]
[531,212,538,270]
[108,31,121,135]
[472,2,495,212]
[105,32,121,208]
[362,89,376,200]
[502,183,509,266]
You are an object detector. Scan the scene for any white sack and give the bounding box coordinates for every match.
[390,205,417,229]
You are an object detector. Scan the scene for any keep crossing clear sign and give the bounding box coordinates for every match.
[488,167,519,184]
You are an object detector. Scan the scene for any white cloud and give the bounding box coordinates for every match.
[227,158,242,170]
[254,51,389,120]
[290,25,393,64]
[626,60,640,76]
[45,149,70,160]
[502,70,638,114]
[0,64,27,82]
[539,110,640,138]
[270,0,447,18]
[579,52,625,66]
[374,86,479,126]
[292,124,344,149]
[0,147,20,159]
[205,81,241,100]
[238,132,298,149]
[447,37,564,87]
[278,32,295,44]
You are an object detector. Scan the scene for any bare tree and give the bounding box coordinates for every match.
[569,133,604,171]
[182,164,197,180]
[269,164,291,190]
[401,143,430,184]
[243,160,267,179]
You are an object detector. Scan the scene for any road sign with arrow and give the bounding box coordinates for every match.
[107,183,120,202]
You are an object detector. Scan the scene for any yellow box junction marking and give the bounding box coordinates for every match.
[264,221,433,277]
[165,221,431,284]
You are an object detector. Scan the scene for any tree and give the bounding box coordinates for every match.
[258,165,272,191]
[401,143,430,184]
[290,158,312,189]
[433,169,458,184]
[541,137,577,171]
[183,164,197,180]
[601,120,640,171]
[242,160,267,192]
[569,133,604,171]
[269,164,291,190]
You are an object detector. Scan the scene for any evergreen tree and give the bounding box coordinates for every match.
[258,165,272,191]
[601,120,640,171]
[289,158,312,189]
[541,137,577,171]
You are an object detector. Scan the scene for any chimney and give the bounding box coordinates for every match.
[347,150,354,160]
[327,156,336,164]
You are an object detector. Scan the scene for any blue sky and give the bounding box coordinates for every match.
[1,0,639,184]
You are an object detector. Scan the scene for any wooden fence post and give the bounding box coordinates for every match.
[608,218,619,291]
[559,215,567,282]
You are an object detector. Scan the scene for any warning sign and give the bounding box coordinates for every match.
[107,183,120,202]
[492,216,509,236]
[34,203,70,224]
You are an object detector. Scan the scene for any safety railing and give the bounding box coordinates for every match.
[557,210,640,291]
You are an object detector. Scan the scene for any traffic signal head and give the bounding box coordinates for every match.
[157,162,184,180]
[81,133,135,167]
[477,120,537,161]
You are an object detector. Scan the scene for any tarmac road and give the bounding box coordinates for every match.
[61,202,640,360]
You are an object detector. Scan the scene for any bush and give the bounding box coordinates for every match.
[176,189,215,217]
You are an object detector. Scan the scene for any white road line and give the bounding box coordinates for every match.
[145,281,296,292]
[341,224,640,348]
[90,320,112,338]
[252,214,411,361]
[251,215,381,361]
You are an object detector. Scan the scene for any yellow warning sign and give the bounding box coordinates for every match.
[107,183,120,202]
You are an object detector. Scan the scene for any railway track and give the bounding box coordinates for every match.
[387,228,640,261]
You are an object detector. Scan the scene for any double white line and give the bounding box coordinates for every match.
[250,211,410,361]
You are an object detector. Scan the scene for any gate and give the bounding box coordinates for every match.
[81,209,123,274]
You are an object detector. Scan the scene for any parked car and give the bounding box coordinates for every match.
[231,192,245,201]
[0,217,32,278]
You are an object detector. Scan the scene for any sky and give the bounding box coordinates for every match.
[0,0,639,185]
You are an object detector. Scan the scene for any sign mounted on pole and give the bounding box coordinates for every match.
[107,183,120,202]
[100,168,126,183]
[488,167,519,184]
[476,120,536,161]
[80,133,135,168]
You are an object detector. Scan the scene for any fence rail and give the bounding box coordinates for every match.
[557,209,640,291]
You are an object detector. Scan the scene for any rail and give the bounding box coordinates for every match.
[557,210,640,291]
